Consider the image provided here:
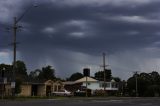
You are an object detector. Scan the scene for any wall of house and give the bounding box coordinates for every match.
[1,80,64,97]
[20,84,31,96]
[82,82,100,90]
[53,83,62,92]
[82,82,118,91]
[37,85,45,96]
[5,84,12,96]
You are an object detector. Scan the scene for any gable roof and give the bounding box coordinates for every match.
[75,77,97,83]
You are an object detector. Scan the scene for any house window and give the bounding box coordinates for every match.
[99,83,103,88]
[99,82,110,88]
[111,83,117,88]
[99,83,106,88]
[54,85,57,91]
[58,85,61,90]
[106,83,110,87]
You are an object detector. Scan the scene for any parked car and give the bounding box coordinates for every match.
[52,90,73,96]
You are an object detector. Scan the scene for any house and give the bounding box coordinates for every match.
[0,79,64,97]
[63,81,82,92]
[0,77,10,96]
[19,80,64,96]
[64,77,118,95]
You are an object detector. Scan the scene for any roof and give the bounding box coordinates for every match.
[75,77,98,83]
[63,81,77,85]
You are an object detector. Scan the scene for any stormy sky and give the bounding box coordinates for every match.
[1,0,160,80]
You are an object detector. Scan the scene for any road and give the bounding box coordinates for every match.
[0,97,160,106]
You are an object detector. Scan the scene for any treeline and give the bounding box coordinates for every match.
[0,61,118,83]
[0,60,57,81]
[126,71,160,97]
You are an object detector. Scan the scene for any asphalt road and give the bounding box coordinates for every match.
[0,97,160,106]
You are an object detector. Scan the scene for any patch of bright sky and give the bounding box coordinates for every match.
[0,50,12,64]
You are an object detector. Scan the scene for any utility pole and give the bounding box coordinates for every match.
[85,76,88,97]
[11,17,17,96]
[103,53,106,91]
[11,4,38,97]
[83,68,90,97]
[133,71,139,97]
[101,53,109,95]
[1,68,5,99]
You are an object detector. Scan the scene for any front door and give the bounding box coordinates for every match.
[46,85,51,96]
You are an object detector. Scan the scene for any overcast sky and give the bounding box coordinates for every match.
[1,0,160,80]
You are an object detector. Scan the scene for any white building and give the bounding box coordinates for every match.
[75,77,118,91]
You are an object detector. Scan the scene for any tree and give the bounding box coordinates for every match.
[28,69,41,81]
[1,61,28,94]
[67,72,84,81]
[29,66,57,81]
[145,85,160,96]
[127,72,151,96]
[15,60,28,81]
[118,80,128,96]
[149,71,160,85]
[15,78,22,94]
[127,76,136,96]
[127,71,160,97]
[38,65,56,81]
[94,69,112,81]
[0,64,12,79]
[14,60,28,94]
[112,77,121,82]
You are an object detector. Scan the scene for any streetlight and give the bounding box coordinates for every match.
[12,4,38,96]
[133,71,139,97]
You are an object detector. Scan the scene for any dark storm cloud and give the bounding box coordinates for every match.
[1,0,160,79]
[20,1,160,53]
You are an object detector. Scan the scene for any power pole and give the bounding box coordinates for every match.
[101,53,109,95]
[11,4,38,97]
[1,68,5,99]
[85,76,88,97]
[103,53,106,91]
[11,17,18,96]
